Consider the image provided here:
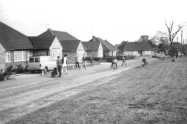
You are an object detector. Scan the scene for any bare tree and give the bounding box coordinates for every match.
[165,20,183,46]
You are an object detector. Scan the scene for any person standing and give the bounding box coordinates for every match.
[75,56,80,69]
[56,56,62,77]
[82,56,86,69]
[63,54,68,73]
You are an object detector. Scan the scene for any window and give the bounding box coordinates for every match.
[29,58,34,63]
[6,52,11,62]
[14,51,23,62]
[35,58,40,62]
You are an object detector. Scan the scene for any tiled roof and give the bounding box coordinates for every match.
[0,22,33,50]
[83,36,115,52]
[124,41,154,51]
[29,29,80,51]
[92,36,115,51]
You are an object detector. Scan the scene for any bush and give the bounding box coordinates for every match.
[0,65,14,81]
[168,46,178,57]
[16,64,25,74]
[0,73,4,81]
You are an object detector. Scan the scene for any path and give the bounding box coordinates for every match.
[0,57,156,123]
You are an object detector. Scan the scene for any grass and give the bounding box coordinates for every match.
[7,57,187,124]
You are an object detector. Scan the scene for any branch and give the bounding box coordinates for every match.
[171,25,183,41]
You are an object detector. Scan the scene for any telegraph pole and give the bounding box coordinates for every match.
[180,30,183,55]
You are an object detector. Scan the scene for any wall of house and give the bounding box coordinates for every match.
[0,43,6,71]
[123,51,140,56]
[98,43,103,57]
[49,37,63,59]
[86,51,98,57]
[104,50,116,57]
[5,50,32,63]
[142,51,154,55]
[4,50,33,68]
[76,42,85,62]
[113,50,117,56]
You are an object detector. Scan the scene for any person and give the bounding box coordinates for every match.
[75,56,80,69]
[142,58,148,67]
[82,56,86,69]
[111,58,118,69]
[121,56,127,67]
[51,67,58,78]
[63,54,68,73]
[56,56,62,77]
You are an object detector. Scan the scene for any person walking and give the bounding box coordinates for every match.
[121,56,127,67]
[63,54,68,73]
[111,58,118,70]
[56,56,62,77]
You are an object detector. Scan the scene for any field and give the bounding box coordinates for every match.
[6,57,187,124]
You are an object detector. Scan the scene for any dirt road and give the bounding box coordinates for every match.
[0,57,156,123]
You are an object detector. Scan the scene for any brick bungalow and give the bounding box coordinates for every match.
[123,41,155,56]
[82,36,116,58]
[29,29,85,63]
[0,22,33,70]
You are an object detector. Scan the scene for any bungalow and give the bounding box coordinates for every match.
[123,41,155,56]
[29,29,85,63]
[83,36,116,58]
[0,22,33,70]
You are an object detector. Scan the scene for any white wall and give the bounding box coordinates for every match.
[49,37,63,59]
[0,43,6,71]
[76,42,85,62]
[4,50,32,64]
[143,51,154,55]
[123,51,140,56]
[98,42,103,57]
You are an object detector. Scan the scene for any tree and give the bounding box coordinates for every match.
[165,20,183,46]
[158,43,169,55]
[165,20,183,58]
[117,41,128,54]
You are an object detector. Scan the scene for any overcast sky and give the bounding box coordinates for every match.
[1,0,187,44]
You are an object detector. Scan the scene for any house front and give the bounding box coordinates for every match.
[82,40,103,58]
[30,29,85,63]
[0,22,33,70]
[83,36,116,58]
[123,41,155,56]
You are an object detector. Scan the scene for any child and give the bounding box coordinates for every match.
[121,56,127,66]
[51,67,58,78]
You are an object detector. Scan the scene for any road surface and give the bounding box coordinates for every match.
[0,57,156,123]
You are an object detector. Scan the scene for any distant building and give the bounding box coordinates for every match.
[82,36,116,58]
[123,41,155,56]
[139,35,149,42]
[0,22,33,70]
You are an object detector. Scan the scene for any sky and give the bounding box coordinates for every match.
[1,0,187,44]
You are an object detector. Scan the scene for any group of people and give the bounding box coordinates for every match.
[75,56,86,70]
[51,54,68,78]
[51,55,87,78]
[52,54,68,77]
[43,55,129,77]
[111,56,127,70]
